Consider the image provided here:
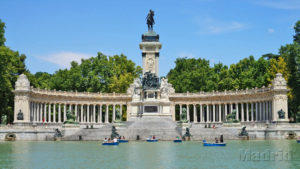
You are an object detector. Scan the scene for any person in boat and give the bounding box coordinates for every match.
[113,137,118,143]
[104,138,108,143]
[122,136,125,140]
[215,137,219,143]
[108,138,111,143]
[153,135,156,139]
[220,135,224,143]
[176,136,180,140]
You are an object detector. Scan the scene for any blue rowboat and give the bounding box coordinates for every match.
[203,140,226,146]
[118,139,129,143]
[297,140,300,143]
[102,142,119,146]
[173,140,182,143]
[147,139,158,142]
[203,142,226,146]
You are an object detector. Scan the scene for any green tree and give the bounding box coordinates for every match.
[294,20,300,44]
[0,19,5,46]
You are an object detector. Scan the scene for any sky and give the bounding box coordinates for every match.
[0,0,299,76]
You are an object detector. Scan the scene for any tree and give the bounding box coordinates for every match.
[35,52,142,93]
[294,20,300,44]
[0,19,5,46]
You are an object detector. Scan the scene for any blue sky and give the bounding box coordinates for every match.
[1,0,299,76]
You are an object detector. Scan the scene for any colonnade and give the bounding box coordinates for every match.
[175,101,272,123]
[29,102,126,124]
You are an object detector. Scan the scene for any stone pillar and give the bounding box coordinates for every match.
[53,103,56,123]
[64,103,67,122]
[260,101,263,122]
[269,101,272,122]
[87,104,90,123]
[81,105,84,123]
[230,103,233,115]
[179,104,182,120]
[48,103,51,123]
[32,103,36,123]
[75,104,78,122]
[37,103,40,122]
[207,105,210,122]
[200,104,204,123]
[58,104,61,123]
[212,104,215,122]
[113,104,116,122]
[251,102,254,122]
[93,104,96,123]
[193,104,197,123]
[266,101,269,122]
[219,104,222,122]
[187,105,190,122]
[44,103,47,123]
[236,103,239,120]
[225,104,228,121]
[13,74,31,124]
[241,103,244,122]
[246,103,249,122]
[99,105,102,123]
[105,105,109,123]
[255,102,258,122]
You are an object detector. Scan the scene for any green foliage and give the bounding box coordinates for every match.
[0,19,5,46]
[294,20,300,44]
[0,46,27,124]
[225,110,239,123]
[167,56,270,93]
[34,53,142,93]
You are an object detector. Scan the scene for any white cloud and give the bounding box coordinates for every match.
[268,28,275,33]
[253,0,300,10]
[38,52,93,68]
[196,17,246,34]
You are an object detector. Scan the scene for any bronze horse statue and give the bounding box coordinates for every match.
[146,10,155,31]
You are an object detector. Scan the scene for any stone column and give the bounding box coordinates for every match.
[37,103,40,122]
[48,103,51,123]
[219,104,222,122]
[105,105,109,123]
[179,104,182,120]
[58,104,61,123]
[255,102,258,122]
[212,104,215,122]
[53,103,56,123]
[260,101,263,122]
[187,105,190,122]
[32,103,36,123]
[225,104,228,121]
[81,105,84,123]
[230,103,233,115]
[99,105,102,123]
[64,103,67,122]
[207,105,210,122]
[93,104,96,123]
[75,104,78,122]
[200,104,204,123]
[241,103,244,122]
[246,103,249,122]
[113,104,116,122]
[251,102,254,122]
[193,104,197,123]
[236,103,239,120]
[269,101,272,122]
[87,104,90,123]
[44,103,47,123]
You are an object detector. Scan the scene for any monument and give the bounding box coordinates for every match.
[127,10,175,118]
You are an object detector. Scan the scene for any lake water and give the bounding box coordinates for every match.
[0,140,299,169]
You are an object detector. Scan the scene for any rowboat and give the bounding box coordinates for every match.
[102,142,119,146]
[118,139,129,143]
[173,140,182,143]
[203,140,226,146]
[297,140,300,143]
[146,139,158,142]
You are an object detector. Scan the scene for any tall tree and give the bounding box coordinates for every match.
[0,19,5,46]
[294,20,300,44]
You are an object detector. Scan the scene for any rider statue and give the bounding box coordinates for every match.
[146,10,155,31]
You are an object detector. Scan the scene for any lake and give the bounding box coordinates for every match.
[0,140,299,169]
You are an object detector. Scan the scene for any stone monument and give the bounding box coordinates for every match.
[127,10,175,118]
